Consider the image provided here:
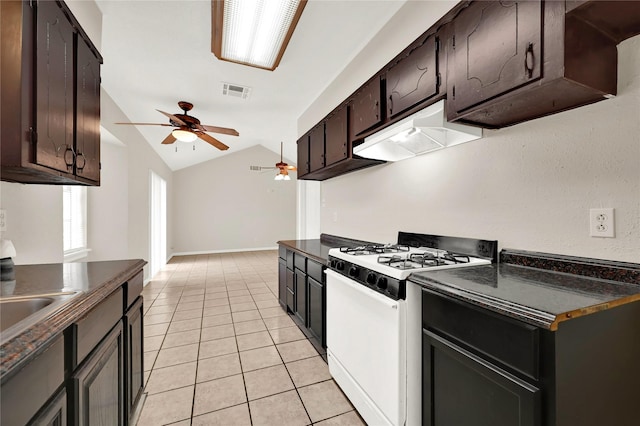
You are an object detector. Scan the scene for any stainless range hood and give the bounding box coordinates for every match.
[353,100,482,162]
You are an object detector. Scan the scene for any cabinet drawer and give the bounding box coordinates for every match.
[422,291,539,380]
[125,271,143,310]
[1,335,64,426]
[307,259,324,283]
[294,254,307,272]
[74,287,123,366]
[286,250,294,270]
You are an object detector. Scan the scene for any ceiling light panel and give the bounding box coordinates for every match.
[212,0,307,70]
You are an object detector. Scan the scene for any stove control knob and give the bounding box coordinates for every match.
[330,259,336,269]
[366,272,377,285]
[348,266,359,277]
[337,261,345,271]
[377,277,388,290]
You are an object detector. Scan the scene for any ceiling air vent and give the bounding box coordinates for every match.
[222,82,251,99]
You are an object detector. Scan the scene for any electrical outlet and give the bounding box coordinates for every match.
[590,208,614,238]
[0,209,6,232]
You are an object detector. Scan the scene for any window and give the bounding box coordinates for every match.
[63,186,88,261]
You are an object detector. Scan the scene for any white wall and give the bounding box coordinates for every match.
[172,145,297,254]
[0,183,63,265]
[301,4,640,263]
[86,136,129,262]
[100,90,174,278]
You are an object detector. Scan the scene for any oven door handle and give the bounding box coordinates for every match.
[326,269,398,310]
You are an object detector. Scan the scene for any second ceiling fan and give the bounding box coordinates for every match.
[251,142,297,180]
[116,101,238,150]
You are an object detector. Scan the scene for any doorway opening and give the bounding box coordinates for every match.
[149,170,167,279]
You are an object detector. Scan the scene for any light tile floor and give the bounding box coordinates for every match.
[136,251,366,426]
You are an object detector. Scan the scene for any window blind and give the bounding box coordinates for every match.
[63,186,87,253]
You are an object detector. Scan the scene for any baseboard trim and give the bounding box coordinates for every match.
[170,246,278,258]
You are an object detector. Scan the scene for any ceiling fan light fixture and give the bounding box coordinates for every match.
[172,129,198,143]
[274,173,285,181]
[212,0,307,71]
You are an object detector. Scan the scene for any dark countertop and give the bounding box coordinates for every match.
[1,259,146,378]
[409,250,640,330]
[278,233,375,264]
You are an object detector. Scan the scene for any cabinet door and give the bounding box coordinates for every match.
[423,330,540,426]
[75,36,101,183]
[297,133,310,176]
[325,106,348,167]
[309,124,325,172]
[295,269,307,325]
[307,277,324,345]
[29,388,66,426]
[35,0,75,174]
[386,35,439,118]
[73,321,124,426]
[286,268,295,312]
[351,77,382,136]
[125,297,143,423]
[278,258,287,307]
[450,1,542,113]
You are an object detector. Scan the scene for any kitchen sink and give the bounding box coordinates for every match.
[0,292,81,343]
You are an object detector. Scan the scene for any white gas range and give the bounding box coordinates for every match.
[325,235,497,426]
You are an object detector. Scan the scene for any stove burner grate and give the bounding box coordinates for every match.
[340,244,410,256]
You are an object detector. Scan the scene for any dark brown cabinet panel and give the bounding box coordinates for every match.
[0,0,102,185]
[35,0,75,174]
[350,76,382,136]
[125,297,143,424]
[309,124,325,172]
[324,106,348,167]
[449,1,542,114]
[308,277,323,343]
[286,268,295,312]
[30,388,67,426]
[386,35,439,118]
[295,268,307,324]
[75,36,101,183]
[423,330,540,426]
[72,321,124,426]
[296,134,310,176]
[278,258,287,307]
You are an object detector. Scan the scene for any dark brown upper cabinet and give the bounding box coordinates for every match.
[324,106,348,167]
[448,1,543,115]
[35,0,76,175]
[386,35,439,119]
[350,76,383,137]
[447,0,619,128]
[296,133,310,177]
[566,0,640,43]
[309,123,325,173]
[1,0,102,185]
[75,36,101,183]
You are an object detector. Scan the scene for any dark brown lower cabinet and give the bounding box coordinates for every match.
[307,277,324,343]
[278,258,286,307]
[30,388,67,426]
[423,330,540,426]
[72,321,124,426]
[294,268,307,324]
[125,297,144,423]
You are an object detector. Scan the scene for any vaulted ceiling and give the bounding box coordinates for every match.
[96,0,409,171]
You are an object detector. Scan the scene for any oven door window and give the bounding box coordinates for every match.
[423,330,541,426]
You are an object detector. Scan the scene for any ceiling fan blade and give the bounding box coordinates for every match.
[287,165,297,171]
[198,124,239,136]
[197,132,229,150]
[161,133,177,144]
[115,122,173,126]
[156,109,187,126]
